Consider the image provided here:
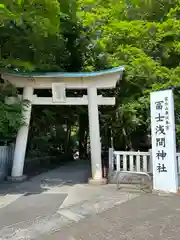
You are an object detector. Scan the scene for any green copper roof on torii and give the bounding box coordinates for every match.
[4,66,124,78]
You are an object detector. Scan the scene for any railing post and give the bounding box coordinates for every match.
[123,155,127,171]
[108,148,114,175]
[116,154,120,171]
[129,155,134,171]
[136,155,140,172]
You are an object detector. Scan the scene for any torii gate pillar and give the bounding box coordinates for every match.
[87,86,104,183]
[11,86,34,180]
[3,67,124,183]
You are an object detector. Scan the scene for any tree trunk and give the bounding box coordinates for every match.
[65,121,71,154]
[79,113,88,159]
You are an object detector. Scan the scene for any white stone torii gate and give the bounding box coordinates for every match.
[2,66,124,184]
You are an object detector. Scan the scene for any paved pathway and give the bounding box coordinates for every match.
[40,194,180,240]
[1,160,179,240]
[0,161,139,239]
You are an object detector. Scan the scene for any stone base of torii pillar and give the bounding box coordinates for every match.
[88,178,107,185]
[7,175,27,182]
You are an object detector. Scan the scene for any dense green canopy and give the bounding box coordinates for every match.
[1,0,180,157]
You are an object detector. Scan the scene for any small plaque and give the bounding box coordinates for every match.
[52,83,66,102]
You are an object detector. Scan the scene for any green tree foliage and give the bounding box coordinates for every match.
[77,0,180,149]
[0,0,62,70]
[0,0,63,144]
[0,83,26,140]
[1,0,180,152]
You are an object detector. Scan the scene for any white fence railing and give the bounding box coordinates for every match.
[109,148,180,175]
[0,144,14,180]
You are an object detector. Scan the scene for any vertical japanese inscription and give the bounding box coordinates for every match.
[154,100,167,173]
[164,96,170,130]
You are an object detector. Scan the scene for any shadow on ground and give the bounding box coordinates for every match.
[0,160,91,197]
